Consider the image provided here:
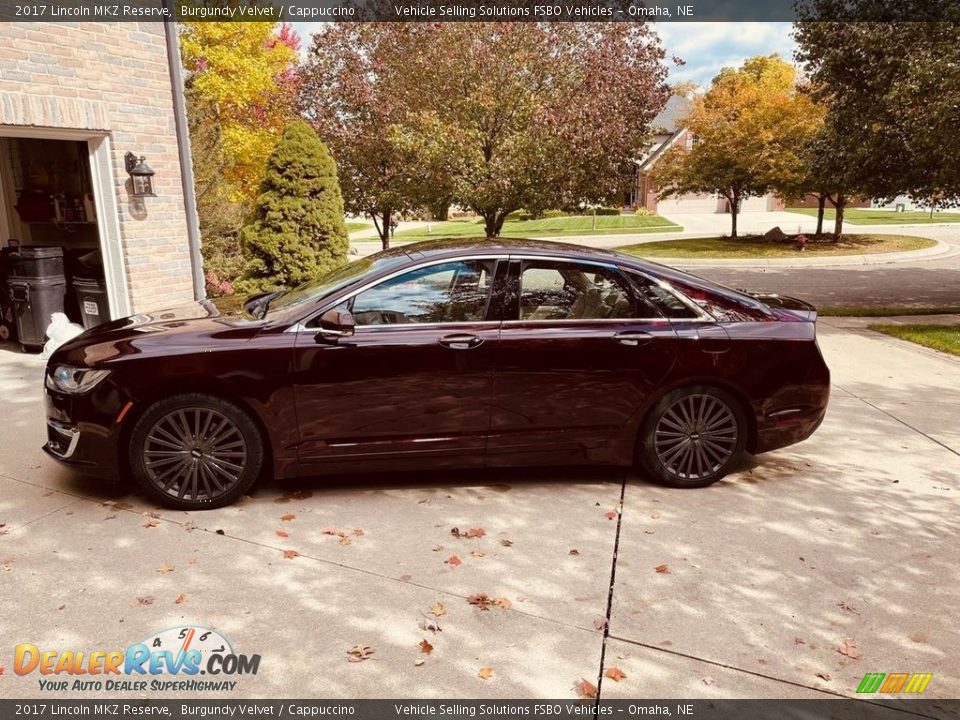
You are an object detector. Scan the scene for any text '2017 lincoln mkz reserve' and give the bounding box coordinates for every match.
[43,239,830,509]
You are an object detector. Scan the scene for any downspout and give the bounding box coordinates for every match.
[163,9,206,301]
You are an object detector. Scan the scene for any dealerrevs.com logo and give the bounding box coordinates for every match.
[14,626,260,692]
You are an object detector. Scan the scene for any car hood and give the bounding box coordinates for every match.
[52,301,267,367]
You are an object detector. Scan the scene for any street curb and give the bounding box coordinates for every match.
[646,238,956,269]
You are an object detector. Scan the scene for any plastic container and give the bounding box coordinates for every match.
[9,275,67,350]
[9,246,64,278]
[72,276,110,329]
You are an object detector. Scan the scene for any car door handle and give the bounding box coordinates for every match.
[438,333,483,350]
[613,331,654,346]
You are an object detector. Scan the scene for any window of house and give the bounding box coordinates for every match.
[329,260,496,326]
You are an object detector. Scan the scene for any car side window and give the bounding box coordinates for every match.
[517,261,638,321]
[320,260,496,327]
[626,271,699,319]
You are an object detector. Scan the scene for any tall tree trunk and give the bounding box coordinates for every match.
[833,195,846,241]
[380,210,391,250]
[816,195,826,236]
[483,210,509,238]
[729,192,739,239]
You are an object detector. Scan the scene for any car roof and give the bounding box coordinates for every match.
[400,236,626,263]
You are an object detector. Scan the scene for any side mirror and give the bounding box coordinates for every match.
[315,309,355,343]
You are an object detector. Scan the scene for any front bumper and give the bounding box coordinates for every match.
[43,382,126,479]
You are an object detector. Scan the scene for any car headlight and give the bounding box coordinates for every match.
[45,365,111,394]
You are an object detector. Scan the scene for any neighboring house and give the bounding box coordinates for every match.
[0,22,202,322]
[628,95,783,215]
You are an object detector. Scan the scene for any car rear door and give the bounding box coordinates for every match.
[291,257,506,472]
[487,257,679,463]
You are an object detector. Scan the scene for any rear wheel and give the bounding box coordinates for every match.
[638,385,747,488]
[129,394,263,510]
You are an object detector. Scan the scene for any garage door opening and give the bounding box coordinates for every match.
[0,131,127,351]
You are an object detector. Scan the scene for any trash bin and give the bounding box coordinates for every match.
[8,246,64,278]
[0,247,16,342]
[9,275,66,351]
[72,276,110,329]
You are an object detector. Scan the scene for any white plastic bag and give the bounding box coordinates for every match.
[41,312,84,358]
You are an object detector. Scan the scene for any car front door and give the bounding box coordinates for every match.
[488,257,680,463]
[292,257,504,472]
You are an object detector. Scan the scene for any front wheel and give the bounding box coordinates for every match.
[129,394,264,510]
[638,386,747,488]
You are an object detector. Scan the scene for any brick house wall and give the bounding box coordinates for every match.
[0,21,197,313]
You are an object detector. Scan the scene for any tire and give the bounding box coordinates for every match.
[638,385,747,489]
[129,393,264,510]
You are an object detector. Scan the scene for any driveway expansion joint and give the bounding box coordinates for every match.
[594,471,628,706]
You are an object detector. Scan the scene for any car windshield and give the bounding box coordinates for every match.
[263,254,403,320]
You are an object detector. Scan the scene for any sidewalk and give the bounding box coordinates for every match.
[1,322,958,699]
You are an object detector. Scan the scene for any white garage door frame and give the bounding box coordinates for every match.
[0,125,130,319]
[658,192,722,214]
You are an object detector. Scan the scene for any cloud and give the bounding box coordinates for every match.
[655,22,797,87]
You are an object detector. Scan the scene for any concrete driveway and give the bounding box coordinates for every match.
[1,322,958,700]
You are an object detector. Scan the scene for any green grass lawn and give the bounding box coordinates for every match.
[345,221,373,233]
[393,214,680,241]
[786,207,960,225]
[868,324,960,357]
[615,234,935,259]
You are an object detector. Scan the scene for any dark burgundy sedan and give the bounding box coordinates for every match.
[43,239,829,509]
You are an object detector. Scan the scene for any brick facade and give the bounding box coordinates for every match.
[0,21,197,313]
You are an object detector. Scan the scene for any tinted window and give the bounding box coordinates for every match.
[625,272,698,319]
[518,261,635,321]
[329,260,496,326]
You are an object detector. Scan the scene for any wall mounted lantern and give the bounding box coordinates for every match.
[125,152,156,197]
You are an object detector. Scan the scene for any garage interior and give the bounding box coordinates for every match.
[0,135,112,351]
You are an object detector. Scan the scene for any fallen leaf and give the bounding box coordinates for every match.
[432,545,444,552]
[420,615,442,633]
[605,510,618,520]
[0,666,4,676]
[466,527,486,538]
[322,527,339,535]
[643,530,655,535]
[593,616,608,631]
[134,596,154,607]
[142,510,160,518]
[353,528,364,536]
[500,539,513,547]
[143,519,159,528]
[57,604,65,611]
[155,564,175,574]
[794,637,806,645]
[471,549,486,558]
[838,601,860,615]
[414,658,425,667]
[280,513,296,521]
[215,529,225,535]
[817,672,832,681]
[702,676,715,686]
[399,574,412,582]
[346,645,374,663]
[183,522,197,532]
[276,529,289,538]
[418,639,433,655]
[478,666,494,680]
[492,597,512,610]
[576,678,598,698]
[429,602,446,617]
[174,593,186,605]
[569,548,581,556]
[445,555,462,567]
[605,667,627,682]
[282,550,299,560]
[468,593,493,611]
[837,639,862,660]
[655,564,670,574]
[339,537,352,546]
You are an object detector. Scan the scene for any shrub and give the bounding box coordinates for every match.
[236,121,348,294]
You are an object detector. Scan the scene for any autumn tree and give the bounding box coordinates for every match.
[301,23,669,241]
[655,55,818,239]
[795,6,960,216]
[238,121,348,294]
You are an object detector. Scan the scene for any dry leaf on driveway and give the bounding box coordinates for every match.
[347,645,374,663]
[837,639,862,659]
[817,672,832,681]
[445,555,462,567]
[471,549,486,558]
[492,597,512,610]
[575,678,598,698]
[134,596,154,607]
[143,519,159,528]
[174,593,186,605]
[429,602,446,617]
[654,564,670,574]
[605,667,627,682]
[569,548,581,556]
[280,513,296,521]
[418,640,434,655]
[468,594,494,611]
[155,564,175,574]
[282,550,299,560]
[500,539,513,547]
[838,601,860,615]
[420,615,442,633]
[478,666,494,680]
[593,616,608,631]
[276,529,289,538]
[605,510,618,520]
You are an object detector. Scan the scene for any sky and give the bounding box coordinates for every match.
[291,21,797,90]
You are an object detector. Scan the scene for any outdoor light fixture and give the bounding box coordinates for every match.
[125,152,156,197]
